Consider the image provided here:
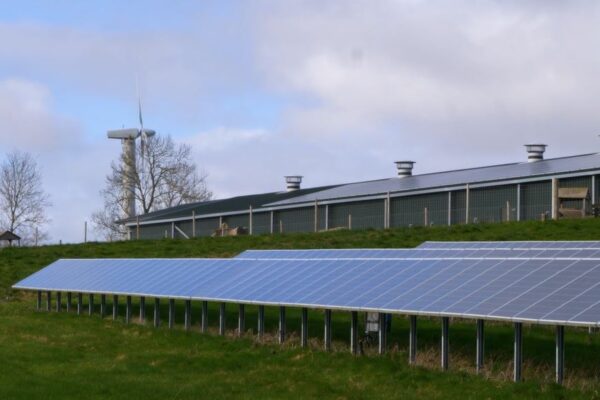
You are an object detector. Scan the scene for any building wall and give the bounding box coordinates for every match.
[519,180,551,221]
[391,192,448,227]
[329,200,384,230]
[470,184,518,223]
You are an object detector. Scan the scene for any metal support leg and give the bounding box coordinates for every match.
[301,308,308,348]
[184,300,191,331]
[77,293,82,315]
[409,315,417,365]
[257,305,265,339]
[140,296,146,323]
[278,306,286,344]
[378,313,387,355]
[168,299,175,329]
[350,311,358,355]
[556,325,565,385]
[219,302,226,336]
[324,309,332,351]
[56,292,62,312]
[238,304,245,336]
[201,301,208,333]
[476,319,485,373]
[441,317,449,370]
[46,291,51,311]
[514,322,523,382]
[66,292,72,312]
[100,294,106,318]
[88,294,94,316]
[112,295,119,321]
[126,296,132,324]
[154,298,160,328]
[36,290,42,310]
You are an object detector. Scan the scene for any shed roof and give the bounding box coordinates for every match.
[0,231,20,241]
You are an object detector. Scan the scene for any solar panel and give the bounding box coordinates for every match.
[13,256,600,327]
[417,241,600,250]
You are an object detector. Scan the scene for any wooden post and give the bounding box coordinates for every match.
[192,211,196,238]
[424,207,429,226]
[447,192,452,226]
[506,201,511,222]
[270,211,274,235]
[314,200,318,232]
[136,216,140,240]
[465,184,470,224]
[386,192,391,229]
[249,206,253,235]
[551,178,559,220]
[279,220,283,234]
[171,222,175,239]
[348,214,352,230]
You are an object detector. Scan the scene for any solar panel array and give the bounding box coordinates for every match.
[13,255,600,327]
[418,241,600,250]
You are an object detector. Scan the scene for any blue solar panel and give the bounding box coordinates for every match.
[417,241,600,250]
[14,256,600,326]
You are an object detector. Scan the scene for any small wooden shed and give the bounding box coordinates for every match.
[0,231,21,247]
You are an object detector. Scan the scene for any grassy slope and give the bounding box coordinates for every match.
[2,219,600,399]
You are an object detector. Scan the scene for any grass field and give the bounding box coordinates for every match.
[2,219,600,399]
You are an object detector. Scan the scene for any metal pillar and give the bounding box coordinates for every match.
[441,317,449,370]
[201,301,208,333]
[409,315,417,364]
[36,290,42,310]
[56,292,62,312]
[184,300,191,331]
[66,292,72,312]
[378,313,387,355]
[476,319,485,373]
[514,322,523,382]
[257,305,265,339]
[112,295,119,321]
[77,292,82,315]
[324,309,332,351]
[88,294,94,316]
[100,294,106,318]
[447,192,452,226]
[46,291,51,311]
[301,308,308,348]
[153,298,160,328]
[140,296,146,323]
[516,183,521,221]
[219,302,226,336]
[556,325,565,385]
[278,306,286,344]
[238,304,245,336]
[126,296,132,324]
[168,299,175,329]
[350,311,358,354]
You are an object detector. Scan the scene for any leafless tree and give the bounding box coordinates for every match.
[92,135,212,240]
[0,151,51,244]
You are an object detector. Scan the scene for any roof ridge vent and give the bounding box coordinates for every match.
[285,176,303,191]
[525,144,547,162]
[395,161,415,178]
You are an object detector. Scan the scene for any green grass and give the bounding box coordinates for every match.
[3,219,600,399]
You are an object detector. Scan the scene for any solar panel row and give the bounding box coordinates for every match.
[13,256,600,327]
[417,241,600,250]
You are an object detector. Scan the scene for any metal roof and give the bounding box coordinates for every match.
[266,153,600,206]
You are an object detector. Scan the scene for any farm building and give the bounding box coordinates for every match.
[119,145,600,240]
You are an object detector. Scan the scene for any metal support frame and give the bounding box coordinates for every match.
[378,313,387,355]
[238,304,245,336]
[556,325,565,385]
[441,317,449,370]
[278,306,286,344]
[184,300,191,331]
[593,176,596,205]
[66,292,72,312]
[36,290,41,310]
[77,292,82,315]
[46,291,51,311]
[514,322,523,382]
[551,178,559,220]
[409,315,417,364]
[301,307,308,348]
[447,192,452,226]
[249,206,253,235]
[140,296,146,323]
[153,298,160,328]
[100,294,106,318]
[324,309,332,351]
[350,311,358,354]
[219,302,226,336]
[517,183,521,221]
[126,296,132,324]
[269,211,274,234]
[325,205,329,230]
[168,299,175,329]
[465,184,470,224]
[88,293,94,316]
[476,319,484,373]
[113,295,119,321]
[55,291,62,312]
[201,301,208,333]
[257,305,265,339]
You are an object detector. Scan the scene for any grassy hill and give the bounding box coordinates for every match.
[2,219,600,399]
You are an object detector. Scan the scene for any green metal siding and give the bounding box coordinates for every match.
[274,207,314,233]
[195,217,220,237]
[559,176,591,213]
[138,222,171,240]
[329,200,384,230]
[470,185,517,223]
[519,180,551,221]
[223,214,249,230]
[451,190,466,225]
[391,193,448,227]
[252,212,271,235]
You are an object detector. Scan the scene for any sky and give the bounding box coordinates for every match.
[1,1,600,243]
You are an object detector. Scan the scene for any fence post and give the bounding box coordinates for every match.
[249,206,253,235]
[551,178,559,220]
[270,211,274,234]
[314,200,319,232]
[348,214,352,230]
[506,201,511,222]
[279,220,283,234]
[136,216,140,240]
[424,207,429,226]
[192,211,196,238]
[465,184,470,224]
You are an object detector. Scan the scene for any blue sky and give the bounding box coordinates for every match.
[1,1,600,242]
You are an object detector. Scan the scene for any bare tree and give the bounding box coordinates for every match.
[92,135,212,240]
[0,151,51,244]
